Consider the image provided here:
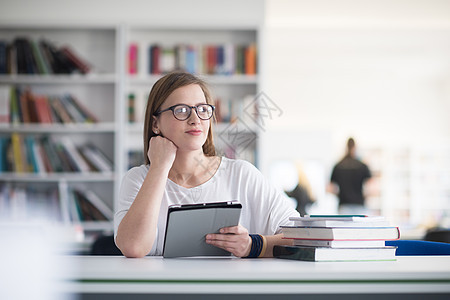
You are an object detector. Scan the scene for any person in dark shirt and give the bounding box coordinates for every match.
[329,138,371,214]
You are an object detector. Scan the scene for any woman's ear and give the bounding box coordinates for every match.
[152,116,159,135]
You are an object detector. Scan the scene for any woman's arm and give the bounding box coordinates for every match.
[206,226,293,258]
[261,234,293,257]
[115,137,176,258]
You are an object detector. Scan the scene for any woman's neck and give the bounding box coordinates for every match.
[169,151,219,188]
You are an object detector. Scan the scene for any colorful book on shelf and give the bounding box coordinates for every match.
[49,96,74,123]
[75,189,113,220]
[128,43,138,74]
[60,94,87,123]
[59,137,91,173]
[33,95,54,123]
[11,133,25,173]
[150,44,161,74]
[0,40,6,74]
[38,40,58,73]
[78,144,113,172]
[161,47,176,74]
[68,95,98,123]
[6,86,98,124]
[72,189,108,221]
[60,46,91,74]
[41,136,64,172]
[273,245,397,262]
[30,40,50,74]
[245,43,256,75]
[6,43,16,74]
[0,137,7,172]
[280,226,400,241]
[0,85,10,123]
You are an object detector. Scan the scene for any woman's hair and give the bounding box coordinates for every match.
[143,71,216,164]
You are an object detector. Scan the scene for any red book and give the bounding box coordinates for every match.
[151,45,161,74]
[128,43,138,74]
[34,96,53,123]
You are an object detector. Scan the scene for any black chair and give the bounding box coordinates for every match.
[91,235,123,255]
[424,228,450,243]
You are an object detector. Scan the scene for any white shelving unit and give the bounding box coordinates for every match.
[361,145,450,236]
[0,23,262,252]
[0,24,121,251]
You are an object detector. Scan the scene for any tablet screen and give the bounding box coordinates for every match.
[163,202,242,258]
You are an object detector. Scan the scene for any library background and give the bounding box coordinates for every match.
[1,0,450,254]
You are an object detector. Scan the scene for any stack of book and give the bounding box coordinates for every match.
[0,134,113,174]
[0,86,99,125]
[274,215,400,262]
[0,37,91,75]
[128,43,257,76]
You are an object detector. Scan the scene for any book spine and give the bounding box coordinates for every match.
[60,46,91,74]
[79,144,113,172]
[30,40,50,74]
[9,87,20,124]
[59,137,91,173]
[67,95,98,123]
[245,44,256,75]
[273,245,315,261]
[0,41,7,74]
[128,43,138,74]
[60,94,86,123]
[0,85,10,123]
[49,96,73,123]
[11,133,25,172]
[128,93,135,123]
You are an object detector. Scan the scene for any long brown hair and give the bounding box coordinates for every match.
[143,72,216,164]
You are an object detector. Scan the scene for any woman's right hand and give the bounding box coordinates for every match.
[148,136,177,171]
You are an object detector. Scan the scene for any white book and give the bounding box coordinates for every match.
[281,226,400,241]
[0,85,10,123]
[59,137,91,172]
[292,239,386,248]
[80,145,113,172]
[68,190,81,223]
[223,44,235,75]
[31,139,46,174]
[274,245,397,262]
[289,215,389,227]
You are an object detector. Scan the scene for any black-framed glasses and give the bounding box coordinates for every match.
[154,104,215,121]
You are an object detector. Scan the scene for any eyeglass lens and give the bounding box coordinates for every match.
[173,104,213,120]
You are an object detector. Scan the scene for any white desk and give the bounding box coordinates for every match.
[58,255,450,298]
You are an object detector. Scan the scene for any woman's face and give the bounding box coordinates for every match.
[153,84,210,153]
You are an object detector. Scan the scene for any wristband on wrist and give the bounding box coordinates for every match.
[258,235,267,258]
[245,234,265,258]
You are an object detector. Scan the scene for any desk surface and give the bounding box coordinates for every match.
[60,255,450,295]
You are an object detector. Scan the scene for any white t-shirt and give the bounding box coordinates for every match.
[114,157,299,256]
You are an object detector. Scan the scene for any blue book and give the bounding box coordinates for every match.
[0,41,7,74]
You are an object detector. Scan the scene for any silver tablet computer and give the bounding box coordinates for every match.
[163,201,242,258]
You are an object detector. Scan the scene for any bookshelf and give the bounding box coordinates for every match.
[0,24,120,250]
[361,145,450,235]
[122,25,261,171]
[0,23,262,252]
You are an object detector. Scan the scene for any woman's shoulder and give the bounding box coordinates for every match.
[123,164,149,181]
[220,157,260,176]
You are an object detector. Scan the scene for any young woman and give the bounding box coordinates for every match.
[114,71,298,258]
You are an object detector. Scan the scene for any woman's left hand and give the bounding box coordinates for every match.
[205,225,252,257]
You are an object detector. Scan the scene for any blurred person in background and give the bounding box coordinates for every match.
[328,137,372,215]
